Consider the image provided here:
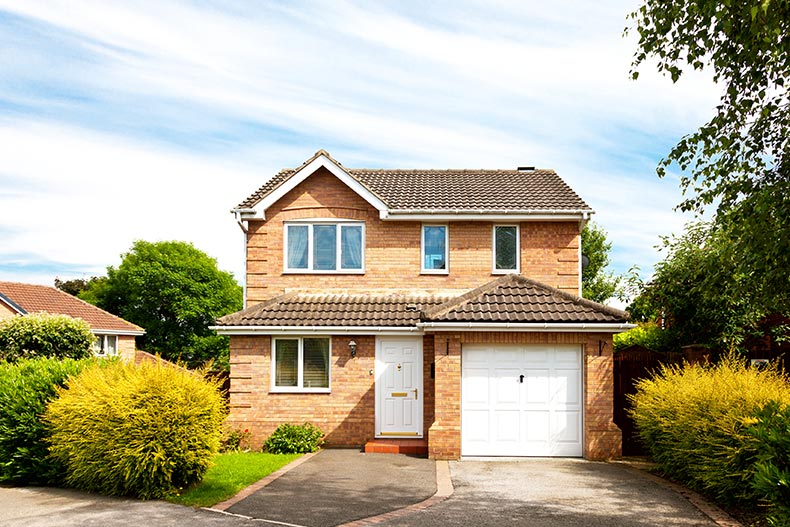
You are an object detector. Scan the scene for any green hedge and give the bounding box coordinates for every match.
[0,313,95,361]
[264,423,324,454]
[630,355,790,523]
[45,359,225,499]
[0,357,93,484]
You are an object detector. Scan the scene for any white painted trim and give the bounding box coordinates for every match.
[270,336,332,393]
[421,224,449,274]
[418,322,636,332]
[492,224,520,274]
[252,153,388,218]
[92,329,145,336]
[212,325,423,335]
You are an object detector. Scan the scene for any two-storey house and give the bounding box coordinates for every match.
[214,150,630,460]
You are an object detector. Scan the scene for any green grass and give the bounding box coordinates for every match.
[168,452,301,507]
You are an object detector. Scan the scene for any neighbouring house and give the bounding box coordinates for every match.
[0,281,144,361]
[214,150,632,460]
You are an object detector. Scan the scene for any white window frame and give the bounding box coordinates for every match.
[492,224,520,274]
[283,220,365,274]
[270,337,332,393]
[94,334,118,357]
[421,224,449,275]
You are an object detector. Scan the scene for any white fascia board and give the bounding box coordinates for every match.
[250,154,388,219]
[380,211,591,222]
[91,329,146,336]
[417,322,636,333]
[211,325,423,336]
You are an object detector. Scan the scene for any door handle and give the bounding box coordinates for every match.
[519,375,525,383]
[412,388,419,399]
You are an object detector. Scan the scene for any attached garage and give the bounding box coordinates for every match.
[461,344,583,457]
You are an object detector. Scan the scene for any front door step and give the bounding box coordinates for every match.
[364,438,428,456]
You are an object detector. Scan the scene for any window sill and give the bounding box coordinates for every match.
[420,270,449,275]
[492,269,520,275]
[269,388,331,394]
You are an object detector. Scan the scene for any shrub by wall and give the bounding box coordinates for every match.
[0,313,95,361]
[0,357,93,484]
[630,355,790,506]
[264,423,324,454]
[45,359,225,499]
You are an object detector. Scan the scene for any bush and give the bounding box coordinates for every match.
[630,355,790,504]
[613,321,670,352]
[45,359,225,499]
[264,423,324,454]
[0,313,95,361]
[220,426,251,453]
[0,357,93,484]
[746,401,790,526]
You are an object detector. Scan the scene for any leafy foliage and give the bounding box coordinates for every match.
[264,423,324,454]
[627,0,790,314]
[581,222,622,303]
[83,240,242,368]
[45,359,225,499]
[627,222,768,350]
[220,426,251,453]
[0,313,95,362]
[54,276,107,299]
[747,401,790,526]
[629,355,790,505]
[613,321,669,352]
[0,357,93,484]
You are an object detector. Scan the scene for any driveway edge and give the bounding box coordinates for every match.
[612,461,743,527]
[335,459,454,527]
[209,451,319,512]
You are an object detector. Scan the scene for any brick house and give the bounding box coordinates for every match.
[214,150,631,460]
[0,281,144,361]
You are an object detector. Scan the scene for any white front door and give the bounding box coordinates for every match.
[462,344,583,456]
[375,337,423,437]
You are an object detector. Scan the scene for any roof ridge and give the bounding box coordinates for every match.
[516,276,629,319]
[422,274,520,320]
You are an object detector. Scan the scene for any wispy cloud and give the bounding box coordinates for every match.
[0,0,719,286]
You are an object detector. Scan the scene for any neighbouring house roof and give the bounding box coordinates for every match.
[0,281,144,335]
[234,150,592,216]
[214,275,629,332]
[215,291,456,328]
[421,274,628,324]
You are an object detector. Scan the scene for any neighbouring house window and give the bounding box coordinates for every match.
[493,225,519,273]
[421,225,448,273]
[284,222,364,273]
[94,335,118,356]
[272,337,331,392]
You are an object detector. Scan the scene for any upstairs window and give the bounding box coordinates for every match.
[493,225,519,273]
[272,337,331,392]
[421,225,448,274]
[284,222,364,273]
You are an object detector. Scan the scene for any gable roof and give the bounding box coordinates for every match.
[0,281,144,335]
[214,275,630,334]
[234,150,592,220]
[421,274,628,324]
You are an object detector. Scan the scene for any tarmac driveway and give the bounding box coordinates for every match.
[376,458,719,527]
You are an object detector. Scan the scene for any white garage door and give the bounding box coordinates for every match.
[462,344,583,457]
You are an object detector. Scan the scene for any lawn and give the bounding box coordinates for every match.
[168,451,301,507]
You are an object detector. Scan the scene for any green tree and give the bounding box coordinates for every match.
[627,0,790,313]
[581,222,621,303]
[85,241,242,368]
[630,222,763,350]
[54,276,107,302]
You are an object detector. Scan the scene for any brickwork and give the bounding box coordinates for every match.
[244,168,580,306]
[0,302,17,319]
[117,335,137,362]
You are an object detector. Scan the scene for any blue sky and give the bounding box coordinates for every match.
[0,1,719,300]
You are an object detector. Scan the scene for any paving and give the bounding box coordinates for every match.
[375,458,719,527]
[0,452,728,527]
[226,449,437,526]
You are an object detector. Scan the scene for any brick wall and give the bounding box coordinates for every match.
[0,303,17,319]
[244,167,580,305]
[117,335,137,362]
[428,331,621,461]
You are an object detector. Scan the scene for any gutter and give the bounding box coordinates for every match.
[417,321,635,333]
[380,209,593,222]
[210,325,423,335]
